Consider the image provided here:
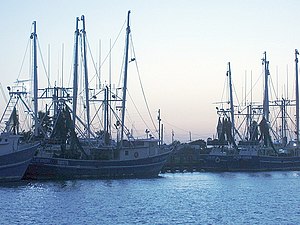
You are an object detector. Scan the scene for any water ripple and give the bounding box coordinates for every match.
[1,172,300,224]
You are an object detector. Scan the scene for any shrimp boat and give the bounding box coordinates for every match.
[201,51,300,171]
[24,11,172,180]
[0,85,39,181]
[0,134,38,182]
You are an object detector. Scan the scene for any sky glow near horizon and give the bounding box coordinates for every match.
[1,0,300,143]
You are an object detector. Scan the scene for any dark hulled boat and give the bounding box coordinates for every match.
[23,11,173,180]
[200,144,300,172]
[200,52,300,172]
[0,133,39,181]
[25,140,171,180]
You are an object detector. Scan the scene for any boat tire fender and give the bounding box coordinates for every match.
[215,157,220,163]
[134,152,139,158]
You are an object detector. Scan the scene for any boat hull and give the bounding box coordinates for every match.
[24,151,171,180]
[199,154,300,172]
[0,144,38,182]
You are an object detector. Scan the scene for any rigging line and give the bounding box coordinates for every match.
[37,38,51,87]
[90,101,104,127]
[17,38,31,81]
[232,82,241,108]
[269,76,279,100]
[67,61,73,88]
[106,103,131,137]
[220,75,227,107]
[86,37,100,86]
[118,39,126,88]
[87,19,127,87]
[129,34,157,132]
[78,34,86,97]
[126,89,155,136]
[123,107,139,136]
[161,119,190,133]
[105,19,126,72]
[109,20,127,90]
[245,70,264,102]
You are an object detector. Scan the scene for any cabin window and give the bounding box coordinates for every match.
[5,139,7,142]
[125,151,129,156]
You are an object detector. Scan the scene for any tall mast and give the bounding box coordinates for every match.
[227,62,235,138]
[120,10,131,147]
[295,49,299,143]
[72,17,80,126]
[98,39,101,89]
[281,98,286,140]
[81,15,91,138]
[262,51,270,121]
[31,21,38,136]
[109,39,112,139]
[104,86,109,138]
[158,109,161,145]
[161,124,164,144]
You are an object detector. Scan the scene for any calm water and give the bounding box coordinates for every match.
[1,172,300,225]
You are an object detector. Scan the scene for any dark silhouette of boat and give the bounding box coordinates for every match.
[0,133,38,181]
[23,11,172,180]
[200,52,300,172]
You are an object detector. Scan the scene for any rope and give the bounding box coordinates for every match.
[245,70,264,102]
[129,34,158,132]
[126,89,154,137]
[162,119,190,133]
[86,19,127,87]
[86,37,100,86]
[17,38,31,81]
[37,38,51,87]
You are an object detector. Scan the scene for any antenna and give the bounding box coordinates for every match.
[286,64,289,99]
[244,70,247,106]
[61,43,64,88]
[98,39,101,89]
[48,44,50,88]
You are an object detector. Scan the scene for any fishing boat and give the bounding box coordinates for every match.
[24,11,173,180]
[201,51,300,171]
[0,134,38,182]
[0,85,39,181]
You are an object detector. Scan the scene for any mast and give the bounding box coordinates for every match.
[158,109,161,145]
[120,10,131,147]
[72,17,80,126]
[81,15,91,138]
[98,39,101,89]
[281,98,287,141]
[109,39,112,140]
[262,51,270,121]
[104,86,109,139]
[227,62,235,138]
[295,49,299,143]
[31,21,38,136]
[161,123,164,144]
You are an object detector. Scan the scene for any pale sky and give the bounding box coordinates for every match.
[1,1,300,143]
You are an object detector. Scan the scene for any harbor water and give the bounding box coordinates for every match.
[1,171,300,225]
